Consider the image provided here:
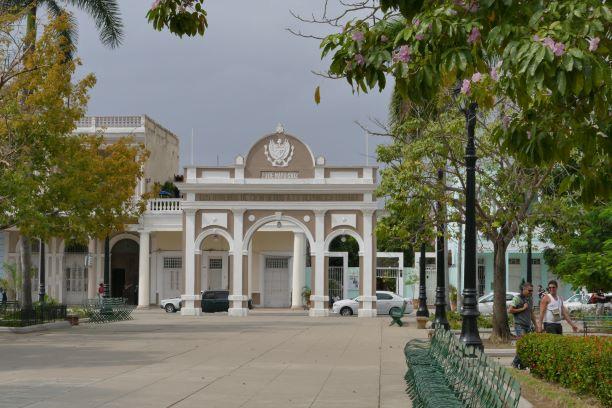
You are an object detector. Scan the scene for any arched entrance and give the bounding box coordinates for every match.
[243,217,313,309]
[199,234,231,292]
[328,234,360,303]
[111,239,139,304]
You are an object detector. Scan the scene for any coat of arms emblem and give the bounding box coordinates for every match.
[264,138,294,167]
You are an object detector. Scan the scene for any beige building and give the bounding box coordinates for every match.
[1,118,386,317]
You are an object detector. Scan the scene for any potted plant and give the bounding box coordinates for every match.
[301,287,312,309]
[449,285,458,311]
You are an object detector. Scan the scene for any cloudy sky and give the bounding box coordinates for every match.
[74,0,392,169]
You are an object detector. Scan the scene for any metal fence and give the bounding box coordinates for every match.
[328,266,344,303]
[0,304,67,327]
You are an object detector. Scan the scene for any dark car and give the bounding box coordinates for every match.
[201,290,253,313]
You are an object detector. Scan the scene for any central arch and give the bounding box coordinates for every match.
[243,215,315,254]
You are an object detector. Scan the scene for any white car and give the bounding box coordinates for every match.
[565,293,612,316]
[160,297,181,313]
[477,292,519,315]
[332,291,414,316]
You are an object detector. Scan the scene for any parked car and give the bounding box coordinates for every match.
[565,293,612,316]
[477,292,519,315]
[201,290,253,313]
[161,297,181,313]
[332,291,414,316]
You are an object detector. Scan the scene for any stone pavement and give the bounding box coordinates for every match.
[0,310,430,408]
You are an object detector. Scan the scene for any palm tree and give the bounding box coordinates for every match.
[4,0,123,50]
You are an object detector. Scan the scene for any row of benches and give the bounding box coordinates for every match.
[82,298,135,323]
[404,328,521,408]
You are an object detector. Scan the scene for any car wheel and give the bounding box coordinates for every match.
[340,307,353,316]
[165,303,176,313]
[389,307,401,316]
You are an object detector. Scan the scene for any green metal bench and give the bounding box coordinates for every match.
[581,315,612,336]
[404,328,521,408]
[84,298,135,323]
[390,300,407,327]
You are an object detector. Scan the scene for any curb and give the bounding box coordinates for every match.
[484,349,516,357]
[0,320,71,334]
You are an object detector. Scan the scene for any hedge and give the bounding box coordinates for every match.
[517,333,612,405]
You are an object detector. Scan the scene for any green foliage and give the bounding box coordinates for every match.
[429,310,513,330]
[449,284,457,303]
[517,333,612,404]
[542,204,612,291]
[320,0,611,200]
[147,0,207,38]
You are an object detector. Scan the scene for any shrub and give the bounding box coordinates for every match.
[517,333,612,405]
[429,310,514,330]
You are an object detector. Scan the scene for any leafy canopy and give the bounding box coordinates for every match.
[320,0,611,201]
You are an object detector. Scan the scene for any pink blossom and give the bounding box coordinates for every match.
[532,34,540,42]
[412,18,421,26]
[502,115,510,130]
[588,37,600,52]
[151,0,161,9]
[415,33,424,41]
[490,66,499,82]
[526,131,532,140]
[542,37,555,49]
[460,79,471,95]
[471,72,482,83]
[380,35,388,43]
[454,0,478,12]
[468,27,481,44]
[392,45,411,63]
[553,42,565,56]
[352,31,365,42]
[355,54,365,66]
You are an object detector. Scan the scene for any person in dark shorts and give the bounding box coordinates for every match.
[509,282,537,368]
[538,280,579,334]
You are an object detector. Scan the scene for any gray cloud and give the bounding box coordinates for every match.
[74,0,392,169]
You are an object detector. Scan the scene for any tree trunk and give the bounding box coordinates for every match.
[490,239,512,343]
[20,236,33,310]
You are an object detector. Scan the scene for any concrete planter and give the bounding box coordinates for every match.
[416,316,428,329]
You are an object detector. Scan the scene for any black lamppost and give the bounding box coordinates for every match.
[433,169,450,330]
[416,242,429,317]
[104,235,110,298]
[458,101,483,350]
[526,229,532,283]
[38,239,45,303]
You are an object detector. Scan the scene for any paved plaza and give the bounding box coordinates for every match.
[0,310,429,408]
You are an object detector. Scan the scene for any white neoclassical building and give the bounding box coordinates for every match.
[1,117,386,317]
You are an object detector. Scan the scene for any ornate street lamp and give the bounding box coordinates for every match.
[38,239,45,303]
[433,169,450,330]
[457,98,483,350]
[416,242,429,317]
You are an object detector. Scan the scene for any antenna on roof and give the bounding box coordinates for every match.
[190,128,194,166]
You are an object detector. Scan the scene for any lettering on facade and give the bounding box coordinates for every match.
[261,171,299,179]
[197,193,364,202]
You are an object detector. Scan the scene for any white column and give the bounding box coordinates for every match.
[291,232,306,309]
[359,209,376,317]
[310,210,328,317]
[228,209,247,316]
[87,239,96,299]
[137,231,150,309]
[181,209,201,315]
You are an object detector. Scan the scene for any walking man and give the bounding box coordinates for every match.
[98,283,105,300]
[509,282,537,368]
[538,280,579,334]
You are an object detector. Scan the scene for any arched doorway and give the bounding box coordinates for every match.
[200,234,230,292]
[111,239,139,304]
[328,234,360,303]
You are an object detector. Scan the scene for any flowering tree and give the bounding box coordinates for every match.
[317,0,610,201]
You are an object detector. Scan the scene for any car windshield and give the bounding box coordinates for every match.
[567,294,583,303]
